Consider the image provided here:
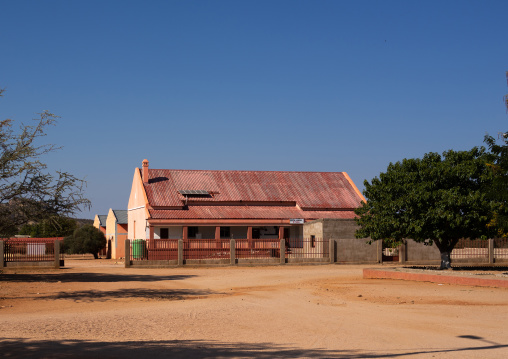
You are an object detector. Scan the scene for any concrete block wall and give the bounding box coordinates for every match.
[303,218,359,240]
[405,239,440,262]
[335,238,381,263]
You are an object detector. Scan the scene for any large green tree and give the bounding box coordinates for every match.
[504,70,508,111]
[355,148,497,269]
[0,89,90,236]
[483,71,508,233]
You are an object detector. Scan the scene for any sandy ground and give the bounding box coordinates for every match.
[1,260,508,358]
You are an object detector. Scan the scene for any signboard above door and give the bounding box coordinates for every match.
[289,219,304,224]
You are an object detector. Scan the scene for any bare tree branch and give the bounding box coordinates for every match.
[0,91,90,236]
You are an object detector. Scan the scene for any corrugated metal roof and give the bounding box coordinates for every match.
[149,206,355,220]
[112,210,128,224]
[98,215,108,226]
[144,169,363,209]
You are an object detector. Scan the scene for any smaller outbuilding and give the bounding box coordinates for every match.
[93,210,128,259]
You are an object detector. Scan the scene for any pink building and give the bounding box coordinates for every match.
[128,160,365,244]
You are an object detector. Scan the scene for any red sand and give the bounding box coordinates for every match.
[1,260,507,358]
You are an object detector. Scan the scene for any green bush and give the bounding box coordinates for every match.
[63,225,106,259]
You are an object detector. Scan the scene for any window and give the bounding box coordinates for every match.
[311,235,316,248]
[160,228,169,239]
[188,226,198,238]
[220,227,230,239]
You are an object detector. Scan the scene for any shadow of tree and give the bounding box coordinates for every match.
[0,273,196,283]
[0,338,507,359]
[33,288,219,302]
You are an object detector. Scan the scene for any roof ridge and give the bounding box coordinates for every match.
[149,168,345,174]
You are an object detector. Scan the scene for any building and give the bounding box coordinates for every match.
[93,214,108,258]
[102,209,128,259]
[128,160,365,244]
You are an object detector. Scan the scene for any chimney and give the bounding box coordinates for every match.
[142,159,149,184]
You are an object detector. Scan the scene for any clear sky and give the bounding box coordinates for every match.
[1,0,507,218]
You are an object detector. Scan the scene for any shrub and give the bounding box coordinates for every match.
[63,225,106,259]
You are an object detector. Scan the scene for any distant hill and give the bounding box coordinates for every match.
[75,218,94,227]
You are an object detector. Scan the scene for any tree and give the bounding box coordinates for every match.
[63,225,106,259]
[504,71,508,112]
[0,89,90,236]
[355,148,497,269]
[483,71,508,233]
[19,215,78,238]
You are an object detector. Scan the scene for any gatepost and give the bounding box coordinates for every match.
[377,239,383,263]
[124,240,131,268]
[178,239,184,266]
[329,239,335,263]
[280,239,285,264]
[230,239,236,265]
[0,240,4,268]
[399,240,407,263]
[54,240,61,269]
[489,238,494,264]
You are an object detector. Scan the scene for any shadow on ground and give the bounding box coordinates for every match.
[0,273,195,283]
[34,288,219,302]
[0,337,507,359]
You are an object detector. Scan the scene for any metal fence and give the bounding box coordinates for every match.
[3,238,62,262]
[494,238,508,259]
[130,239,179,261]
[184,238,231,260]
[451,238,489,260]
[129,237,329,261]
[286,237,329,259]
[235,238,280,259]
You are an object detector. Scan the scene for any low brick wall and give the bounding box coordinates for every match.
[237,258,279,265]
[4,261,58,268]
[363,268,508,288]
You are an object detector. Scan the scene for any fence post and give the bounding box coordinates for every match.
[399,240,407,264]
[230,239,236,265]
[280,239,285,264]
[0,240,4,268]
[54,240,61,269]
[328,239,335,263]
[125,240,131,268]
[488,238,494,264]
[178,239,184,266]
[377,239,383,263]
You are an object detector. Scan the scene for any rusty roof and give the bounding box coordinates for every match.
[143,169,363,210]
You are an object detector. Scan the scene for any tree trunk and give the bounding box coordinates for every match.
[439,251,452,270]
[435,238,458,270]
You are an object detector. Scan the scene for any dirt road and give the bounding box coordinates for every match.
[1,260,507,358]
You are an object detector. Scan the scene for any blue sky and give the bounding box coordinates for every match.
[1,0,507,218]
